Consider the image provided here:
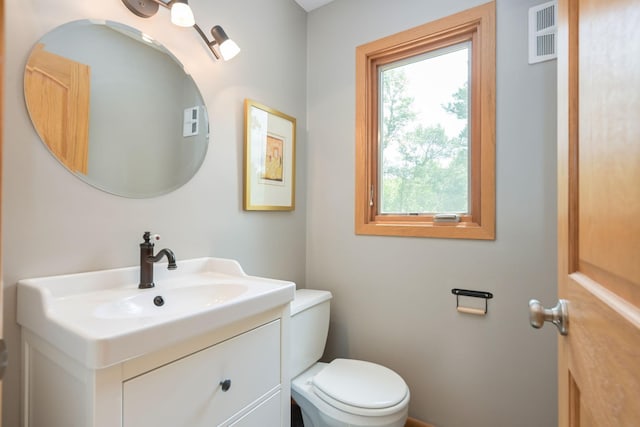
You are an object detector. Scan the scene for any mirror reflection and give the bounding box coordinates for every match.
[24,20,209,198]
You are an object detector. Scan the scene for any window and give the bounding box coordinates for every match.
[355,2,495,239]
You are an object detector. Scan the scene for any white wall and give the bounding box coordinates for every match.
[305,1,558,426]
[2,0,307,425]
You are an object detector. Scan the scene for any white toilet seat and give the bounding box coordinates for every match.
[292,361,410,427]
[312,359,409,417]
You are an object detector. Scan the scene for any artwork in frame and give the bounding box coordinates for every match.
[243,99,296,211]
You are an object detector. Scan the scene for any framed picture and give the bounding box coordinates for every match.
[243,99,296,211]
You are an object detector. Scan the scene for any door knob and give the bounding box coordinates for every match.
[529,299,569,335]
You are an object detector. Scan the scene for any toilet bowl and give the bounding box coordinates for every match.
[290,289,409,427]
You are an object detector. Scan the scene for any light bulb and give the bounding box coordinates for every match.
[171,1,195,27]
[220,39,241,61]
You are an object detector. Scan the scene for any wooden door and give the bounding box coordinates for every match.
[24,43,90,174]
[557,0,640,426]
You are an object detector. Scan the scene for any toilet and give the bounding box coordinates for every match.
[290,289,410,427]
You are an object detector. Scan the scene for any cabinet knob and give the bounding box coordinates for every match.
[220,379,231,392]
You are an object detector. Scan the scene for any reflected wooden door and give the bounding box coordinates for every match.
[24,43,90,174]
[557,0,640,425]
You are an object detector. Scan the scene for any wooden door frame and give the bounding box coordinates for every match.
[556,0,577,423]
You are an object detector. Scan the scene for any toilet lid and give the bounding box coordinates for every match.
[312,359,408,414]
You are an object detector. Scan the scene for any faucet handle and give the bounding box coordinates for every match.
[142,232,161,243]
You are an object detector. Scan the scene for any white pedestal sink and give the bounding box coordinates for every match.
[17,257,296,427]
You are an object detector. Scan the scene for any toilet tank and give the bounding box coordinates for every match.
[290,289,332,378]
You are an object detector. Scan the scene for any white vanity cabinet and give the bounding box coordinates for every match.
[21,308,291,427]
[18,257,295,427]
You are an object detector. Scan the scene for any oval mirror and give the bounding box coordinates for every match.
[24,20,209,198]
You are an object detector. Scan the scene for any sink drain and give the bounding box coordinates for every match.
[153,296,165,307]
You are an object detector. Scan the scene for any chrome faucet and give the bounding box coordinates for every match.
[139,231,177,289]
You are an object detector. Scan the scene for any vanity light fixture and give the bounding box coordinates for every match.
[121,0,240,60]
[195,25,241,61]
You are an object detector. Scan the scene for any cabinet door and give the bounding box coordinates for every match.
[228,391,281,427]
[123,321,281,427]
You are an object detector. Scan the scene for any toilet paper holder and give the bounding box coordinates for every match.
[451,288,493,315]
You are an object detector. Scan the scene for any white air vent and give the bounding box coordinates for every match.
[528,0,557,64]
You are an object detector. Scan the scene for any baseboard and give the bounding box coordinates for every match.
[406,417,434,427]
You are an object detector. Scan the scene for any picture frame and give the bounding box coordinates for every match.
[243,99,296,211]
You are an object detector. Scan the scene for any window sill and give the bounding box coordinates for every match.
[355,219,495,240]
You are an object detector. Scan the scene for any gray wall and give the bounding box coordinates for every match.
[3,0,306,425]
[305,1,558,426]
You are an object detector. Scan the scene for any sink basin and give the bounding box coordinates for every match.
[94,283,249,319]
[17,257,295,369]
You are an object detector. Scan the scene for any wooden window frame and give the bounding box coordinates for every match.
[355,2,495,240]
